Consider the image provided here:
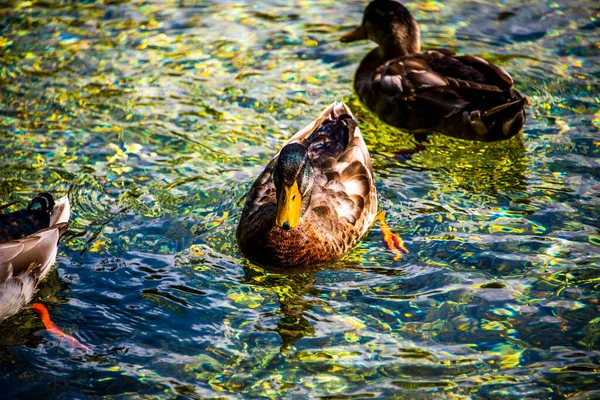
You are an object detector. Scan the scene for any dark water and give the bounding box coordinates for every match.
[0,0,599,397]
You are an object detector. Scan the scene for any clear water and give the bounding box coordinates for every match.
[1,0,599,397]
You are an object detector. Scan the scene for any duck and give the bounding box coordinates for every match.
[236,102,378,268]
[0,193,70,322]
[341,0,527,142]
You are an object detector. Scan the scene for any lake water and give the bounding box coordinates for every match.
[0,0,599,397]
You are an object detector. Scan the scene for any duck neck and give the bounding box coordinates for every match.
[355,49,385,94]
[377,23,421,59]
[378,41,417,59]
[357,49,384,76]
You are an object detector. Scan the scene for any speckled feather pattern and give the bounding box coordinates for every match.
[0,263,42,321]
[237,103,377,268]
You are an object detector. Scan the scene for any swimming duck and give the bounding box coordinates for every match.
[0,193,70,321]
[236,102,377,268]
[341,0,527,142]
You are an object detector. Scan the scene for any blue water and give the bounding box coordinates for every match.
[0,0,599,397]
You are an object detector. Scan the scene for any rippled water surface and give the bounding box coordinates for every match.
[1,0,599,397]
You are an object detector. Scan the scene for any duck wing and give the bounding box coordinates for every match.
[1,225,66,275]
[451,54,514,92]
[375,50,514,115]
[302,103,377,242]
[0,262,41,321]
[0,227,63,321]
[367,49,526,139]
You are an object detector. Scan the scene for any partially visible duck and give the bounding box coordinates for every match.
[0,193,70,321]
[236,102,378,268]
[341,0,527,142]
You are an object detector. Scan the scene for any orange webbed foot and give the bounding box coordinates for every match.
[32,303,91,352]
[375,212,409,260]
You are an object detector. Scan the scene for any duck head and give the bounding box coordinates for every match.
[273,143,314,231]
[341,0,420,58]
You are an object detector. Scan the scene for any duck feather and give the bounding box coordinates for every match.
[237,102,377,268]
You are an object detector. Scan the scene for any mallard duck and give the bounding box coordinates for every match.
[341,0,527,142]
[236,102,378,268]
[0,193,70,321]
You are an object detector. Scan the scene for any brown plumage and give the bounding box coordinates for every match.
[0,193,70,322]
[236,102,377,268]
[341,0,527,142]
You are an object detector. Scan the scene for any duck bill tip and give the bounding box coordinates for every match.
[340,26,366,43]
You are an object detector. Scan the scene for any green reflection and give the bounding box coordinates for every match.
[1,0,599,397]
[242,263,322,351]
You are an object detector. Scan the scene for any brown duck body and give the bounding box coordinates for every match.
[355,48,527,141]
[237,102,377,268]
[237,203,362,268]
[344,0,527,142]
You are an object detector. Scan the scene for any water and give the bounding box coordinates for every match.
[0,0,599,397]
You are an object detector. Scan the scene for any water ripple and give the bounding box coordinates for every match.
[1,0,599,397]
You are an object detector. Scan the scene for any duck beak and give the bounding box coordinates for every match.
[340,26,366,42]
[275,181,302,231]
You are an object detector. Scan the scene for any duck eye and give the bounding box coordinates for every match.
[292,195,296,201]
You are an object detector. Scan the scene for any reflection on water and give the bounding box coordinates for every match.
[244,266,314,350]
[1,0,599,397]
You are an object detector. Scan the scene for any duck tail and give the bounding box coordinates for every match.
[481,97,527,125]
[468,97,527,140]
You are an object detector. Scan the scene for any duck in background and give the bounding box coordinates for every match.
[236,102,407,268]
[341,0,527,142]
[0,193,70,321]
